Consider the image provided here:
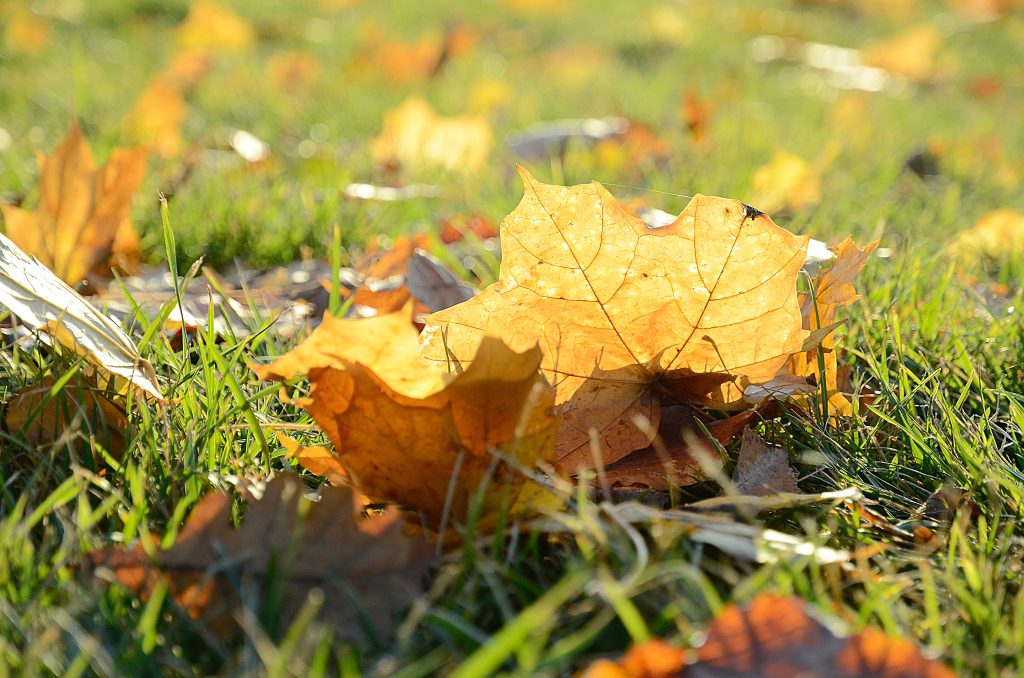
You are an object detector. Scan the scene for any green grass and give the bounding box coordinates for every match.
[2,0,1024,675]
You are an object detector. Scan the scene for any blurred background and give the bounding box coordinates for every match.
[0,0,1021,269]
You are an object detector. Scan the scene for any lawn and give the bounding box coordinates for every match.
[1,0,1023,675]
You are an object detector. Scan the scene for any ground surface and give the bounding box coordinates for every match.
[1,0,1023,675]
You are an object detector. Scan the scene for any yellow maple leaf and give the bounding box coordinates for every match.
[372,97,492,175]
[421,169,810,471]
[255,310,559,532]
[1,122,147,285]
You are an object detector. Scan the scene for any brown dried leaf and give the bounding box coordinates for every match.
[91,474,431,643]
[4,375,127,460]
[422,169,809,472]
[255,311,559,531]
[1,122,147,284]
[732,428,799,496]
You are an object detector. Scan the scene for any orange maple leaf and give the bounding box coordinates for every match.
[0,122,147,285]
[255,310,559,532]
[421,169,810,471]
[582,594,955,678]
[749,237,877,416]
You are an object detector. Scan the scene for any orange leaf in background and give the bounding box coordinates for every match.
[348,234,431,314]
[3,8,51,56]
[175,1,255,53]
[680,89,712,149]
[438,214,500,244]
[583,593,955,677]
[91,474,431,643]
[254,311,559,532]
[348,23,476,83]
[421,169,810,472]
[593,122,673,175]
[372,97,493,175]
[861,24,941,82]
[125,52,210,157]
[747,149,821,215]
[5,375,127,460]
[125,77,187,158]
[0,122,147,285]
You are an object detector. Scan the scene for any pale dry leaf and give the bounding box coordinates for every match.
[422,168,809,471]
[372,97,493,175]
[0,232,163,400]
[91,474,431,643]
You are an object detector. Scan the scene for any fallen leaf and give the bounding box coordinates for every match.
[422,169,809,472]
[91,474,431,643]
[584,593,955,677]
[861,24,942,82]
[1,122,148,284]
[581,639,687,678]
[599,408,755,490]
[593,122,673,175]
[947,209,1024,262]
[4,374,127,460]
[175,1,255,53]
[686,593,955,677]
[406,250,476,313]
[372,97,493,175]
[732,427,799,496]
[0,232,163,400]
[125,53,210,157]
[747,149,821,215]
[438,213,500,244]
[750,237,877,417]
[254,311,559,532]
[348,23,474,83]
[680,89,713,149]
[3,8,51,56]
